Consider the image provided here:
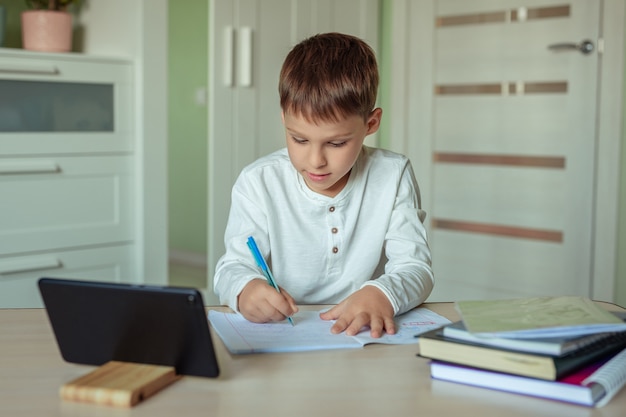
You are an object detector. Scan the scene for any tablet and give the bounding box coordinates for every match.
[38,277,220,378]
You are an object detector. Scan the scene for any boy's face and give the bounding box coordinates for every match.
[282,109,382,197]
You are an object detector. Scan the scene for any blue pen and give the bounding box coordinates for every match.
[246,236,295,326]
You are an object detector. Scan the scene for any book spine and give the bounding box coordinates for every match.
[555,339,626,379]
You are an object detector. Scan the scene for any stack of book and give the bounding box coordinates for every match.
[417,296,626,407]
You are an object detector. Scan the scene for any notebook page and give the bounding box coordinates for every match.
[209,308,451,354]
[208,310,363,353]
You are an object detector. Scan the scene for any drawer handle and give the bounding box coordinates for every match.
[0,161,60,174]
[0,65,60,76]
[0,256,62,275]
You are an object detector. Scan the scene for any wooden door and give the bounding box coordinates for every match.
[389,0,623,302]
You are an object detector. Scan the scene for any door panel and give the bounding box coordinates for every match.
[436,97,571,154]
[433,165,566,228]
[430,232,568,299]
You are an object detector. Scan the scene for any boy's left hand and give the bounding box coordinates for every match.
[319,286,395,338]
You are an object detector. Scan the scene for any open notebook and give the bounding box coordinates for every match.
[208,308,450,354]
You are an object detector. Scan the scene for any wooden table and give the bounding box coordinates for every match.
[1,302,625,417]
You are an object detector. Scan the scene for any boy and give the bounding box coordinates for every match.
[214,33,433,338]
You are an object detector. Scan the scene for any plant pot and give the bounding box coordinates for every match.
[21,10,72,53]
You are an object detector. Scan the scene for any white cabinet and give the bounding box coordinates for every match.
[0,49,137,307]
[0,51,133,153]
[207,0,380,302]
[1,155,134,254]
[0,245,134,308]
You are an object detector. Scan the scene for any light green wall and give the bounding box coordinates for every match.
[1,0,27,48]
[167,0,208,254]
[165,0,393,255]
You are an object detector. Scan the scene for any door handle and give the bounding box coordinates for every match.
[239,27,252,87]
[548,39,594,55]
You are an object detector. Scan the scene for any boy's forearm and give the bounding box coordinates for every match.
[363,265,434,315]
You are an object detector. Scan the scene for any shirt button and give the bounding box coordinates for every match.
[331,227,338,234]
[332,247,339,254]
[329,206,335,212]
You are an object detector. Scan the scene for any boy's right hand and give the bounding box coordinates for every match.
[237,278,298,323]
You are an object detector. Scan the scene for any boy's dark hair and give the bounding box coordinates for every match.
[279,32,379,123]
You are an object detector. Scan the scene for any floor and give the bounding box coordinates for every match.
[168,261,207,289]
[168,260,221,305]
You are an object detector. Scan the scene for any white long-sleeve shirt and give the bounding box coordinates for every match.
[213,146,434,315]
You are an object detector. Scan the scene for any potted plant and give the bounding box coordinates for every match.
[21,0,81,52]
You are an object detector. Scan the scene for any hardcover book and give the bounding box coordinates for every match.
[442,320,621,356]
[455,296,626,338]
[429,347,626,407]
[417,325,626,380]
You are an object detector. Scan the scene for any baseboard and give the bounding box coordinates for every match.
[168,249,208,268]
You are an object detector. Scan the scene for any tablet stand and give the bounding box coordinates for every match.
[60,361,181,407]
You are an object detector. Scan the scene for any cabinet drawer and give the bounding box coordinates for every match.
[0,155,134,255]
[0,244,135,308]
[0,51,133,154]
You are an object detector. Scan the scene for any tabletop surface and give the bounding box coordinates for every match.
[1,302,625,417]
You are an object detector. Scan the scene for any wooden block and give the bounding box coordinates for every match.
[60,361,181,407]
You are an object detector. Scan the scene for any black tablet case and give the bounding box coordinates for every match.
[38,277,220,378]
